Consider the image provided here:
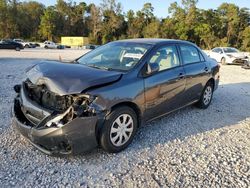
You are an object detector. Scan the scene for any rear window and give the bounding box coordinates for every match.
[180,45,201,64]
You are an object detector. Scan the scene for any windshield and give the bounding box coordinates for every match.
[224,48,239,53]
[77,42,152,71]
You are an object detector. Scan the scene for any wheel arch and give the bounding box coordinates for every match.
[110,101,142,127]
[207,78,215,90]
[95,101,142,147]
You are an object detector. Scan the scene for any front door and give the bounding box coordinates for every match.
[143,44,186,121]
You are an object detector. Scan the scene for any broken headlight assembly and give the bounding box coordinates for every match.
[45,94,97,128]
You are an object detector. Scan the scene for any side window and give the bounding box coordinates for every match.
[180,45,200,65]
[149,45,180,71]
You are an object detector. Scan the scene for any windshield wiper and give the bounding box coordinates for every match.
[71,60,79,64]
[85,64,111,71]
[81,63,124,72]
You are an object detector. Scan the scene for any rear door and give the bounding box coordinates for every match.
[178,44,210,104]
[143,44,186,120]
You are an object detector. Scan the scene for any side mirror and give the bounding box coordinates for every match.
[219,51,223,54]
[146,63,159,75]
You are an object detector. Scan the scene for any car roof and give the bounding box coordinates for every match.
[214,47,237,49]
[113,38,196,45]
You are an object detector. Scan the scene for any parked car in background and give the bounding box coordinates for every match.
[44,41,57,49]
[0,40,24,51]
[12,39,220,155]
[208,47,249,65]
[84,44,96,49]
[44,41,65,49]
[34,43,40,47]
[82,44,100,50]
[13,39,36,48]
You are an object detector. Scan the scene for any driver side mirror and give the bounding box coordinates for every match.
[146,62,159,75]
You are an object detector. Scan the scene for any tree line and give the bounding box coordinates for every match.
[0,0,250,51]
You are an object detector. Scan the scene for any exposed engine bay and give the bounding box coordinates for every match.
[18,79,99,128]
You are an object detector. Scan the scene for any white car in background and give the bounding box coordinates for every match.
[43,41,65,49]
[43,41,58,49]
[208,47,249,65]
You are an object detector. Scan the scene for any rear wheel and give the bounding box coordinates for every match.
[196,81,214,109]
[221,57,226,65]
[99,106,138,153]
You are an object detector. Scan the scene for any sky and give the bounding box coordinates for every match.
[22,0,250,18]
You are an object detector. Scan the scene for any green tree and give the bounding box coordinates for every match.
[218,3,241,46]
[241,27,250,51]
[100,0,125,43]
[17,1,44,40]
[88,3,102,44]
[143,19,160,38]
[142,3,154,26]
[0,0,8,38]
[39,6,58,40]
[161,18,177,39]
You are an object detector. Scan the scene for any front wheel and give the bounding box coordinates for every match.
[196,82,214,109]
[99,106,138,153]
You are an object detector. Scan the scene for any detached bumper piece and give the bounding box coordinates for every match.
[242,61,250,69]
[12,92,99,155]
[232,58,249,64]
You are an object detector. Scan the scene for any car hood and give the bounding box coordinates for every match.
[26,61,122,95]
[226,52,248,59]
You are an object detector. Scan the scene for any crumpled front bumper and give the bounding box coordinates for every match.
[12,97,99,155]
[226,57,249,64]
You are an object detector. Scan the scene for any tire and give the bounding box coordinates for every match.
[15,47,20,51]
[24,44,29,48]
[196,81,214,109]
[99,106,138,153]
[221,57,226,65]
[45,46,48,49]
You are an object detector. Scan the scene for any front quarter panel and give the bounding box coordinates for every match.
[86,74,145,116]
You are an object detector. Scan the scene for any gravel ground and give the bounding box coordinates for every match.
[0,48,90,62]
[0,50,249,187]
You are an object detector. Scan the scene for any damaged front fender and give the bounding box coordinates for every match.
[12,84,107,155]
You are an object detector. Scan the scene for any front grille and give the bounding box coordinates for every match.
[24,80,73,112]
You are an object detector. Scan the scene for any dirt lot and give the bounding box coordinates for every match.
[0,49,249,187]
[0,48,90,62]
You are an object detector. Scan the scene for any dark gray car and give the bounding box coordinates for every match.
[12,39,220,155]
[0,40,24,51]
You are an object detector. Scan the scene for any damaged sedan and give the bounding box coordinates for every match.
[12,39,220,155]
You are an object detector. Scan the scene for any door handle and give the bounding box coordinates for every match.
[178,73,185,79]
